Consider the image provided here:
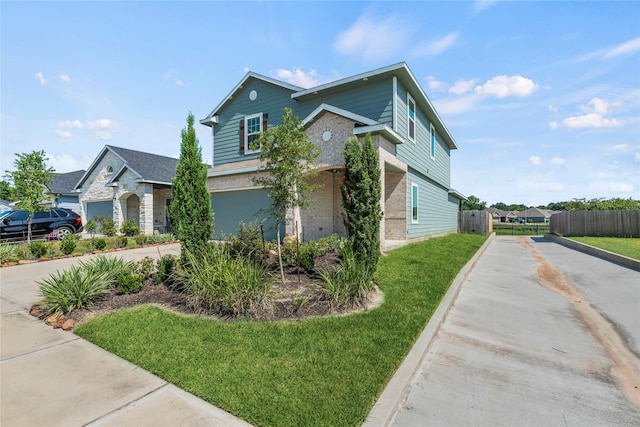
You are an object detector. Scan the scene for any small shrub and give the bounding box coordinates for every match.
[0,243,18,264]
[29,241,48,258]
[228,221,266,264]
[153,254,178,286]
[15,244,34,260]
[134,234,147,246]
[316,242,375,309]
[85,219,98,237]
[114,236,128,249]
[134,256,155,278]
[121,219,140,237]
[299,243,319,272]
[60,234,77,255]
[116,273,145,294]
[79,255,134,286]
[46,242,64,258]
[94,238,107,251]
[37,265,113,315]
[96,215,116,237]
[180,245,272,316]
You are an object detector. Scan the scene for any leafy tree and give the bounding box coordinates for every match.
[463,195,487,211]
[169,112,213,266]
[0,180,16,201]
[341,133,382,278]
[4,150,54,241]
[251,107,321,284]
[565,197,640,211]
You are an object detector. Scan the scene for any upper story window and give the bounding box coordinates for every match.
[407,94,416,142]
[240,113,268,154]
[430,123,436,159]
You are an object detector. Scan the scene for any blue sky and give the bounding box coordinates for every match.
[2,1,639,207]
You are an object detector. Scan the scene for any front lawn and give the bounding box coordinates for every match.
[568,236,640,260]
[75,233,487,426]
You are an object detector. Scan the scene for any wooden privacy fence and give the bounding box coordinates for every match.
[459,210,492,235]
[549,210,640,237]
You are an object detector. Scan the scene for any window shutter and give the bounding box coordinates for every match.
[262,113,268,131]
[239,119,245,154]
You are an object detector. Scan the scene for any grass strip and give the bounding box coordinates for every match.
[75,233,487,426]
[568,236,640,260]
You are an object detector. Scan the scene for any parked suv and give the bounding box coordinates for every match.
[0,208,83,241]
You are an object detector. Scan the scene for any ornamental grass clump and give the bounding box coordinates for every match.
[0,243,18,264]
[180,245,272,316]
[37,266,113,315]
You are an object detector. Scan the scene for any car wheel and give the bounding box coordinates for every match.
[56,227,73,237]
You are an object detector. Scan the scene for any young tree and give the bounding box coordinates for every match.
[462,195,487,211]
[251,107,321,284]
[341,133,382,277]
[4,150,54,242]
[0,180,16,201]
[169,112,213,265]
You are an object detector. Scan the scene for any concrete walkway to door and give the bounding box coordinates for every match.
[1,244,252,427]
[369,235,640,426]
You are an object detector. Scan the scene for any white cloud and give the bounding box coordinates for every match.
[276,68,319,89]
[474,0,501,12]
[243,66,250,73]
[636,152,640,163]
[412,33,459,57]
[334,14,408,62]
[432,94,480,116]
[425,76,446,92]
[60,74,70,82]
[58,120,83,129]
[164,68,176,80]
[557,97,623,129]
[603,37,640,59]
[475,75,537,98]
[551,157,565,165]
[54,129,72,138]
[48,153,84,172]
[529,156,542,165]
[605,144,630,154]
[449,79,476,95]
[548,104,558,113]
[176,80,185,86]
[35,72,46,85]
[549,121,559,130]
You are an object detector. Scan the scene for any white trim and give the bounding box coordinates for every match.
[411,183,419,224]
[244,113,263,154]
[407,93,416,143]
[352,124,404,145]
[392,76,398,132]
[208,165,261,178]
[302,103,377,127]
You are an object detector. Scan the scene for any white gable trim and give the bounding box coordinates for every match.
[302,103,378,127]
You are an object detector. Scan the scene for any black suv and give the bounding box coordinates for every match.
[0,208,83,241]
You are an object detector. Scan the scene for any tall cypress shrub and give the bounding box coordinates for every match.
[170,113,213,265]
[341,133,382,276]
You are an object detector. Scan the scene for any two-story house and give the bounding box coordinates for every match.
[200,62,465,245]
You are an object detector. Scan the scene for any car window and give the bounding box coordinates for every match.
[8,211,29,221]
[52,209,67,217]
[33,211,51,219]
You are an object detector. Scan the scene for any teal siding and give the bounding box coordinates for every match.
[406,168,458,239]
[213,79,297,166]
[395,82,451,188]
[211,189,283,241]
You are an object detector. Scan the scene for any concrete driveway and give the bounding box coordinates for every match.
[1,244,252,427]
[386,236,640,426]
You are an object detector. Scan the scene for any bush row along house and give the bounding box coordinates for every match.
[47,62,466,245]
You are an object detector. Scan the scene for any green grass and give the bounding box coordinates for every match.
[492,222,549,235]
[75,233,487,427]
[568,237,640,260]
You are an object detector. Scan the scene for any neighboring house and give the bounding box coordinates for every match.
[200,62,465,244]
[486,207,517,223]
[516,207,556,223]
[74,145,178,235]
[46,169,85,213]
[0,199,12,214]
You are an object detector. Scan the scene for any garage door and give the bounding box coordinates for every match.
[86,201,113,222]
[211,189,283,241]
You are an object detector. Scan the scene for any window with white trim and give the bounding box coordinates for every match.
[411,183,419,224]
[430,123,436,159]
[407,94,416,142]
[245,113,263,153]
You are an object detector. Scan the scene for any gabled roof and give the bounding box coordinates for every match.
[517,207,555,218]
[200,71,303,126]
[75,145,179,189]
[200,63,458,150]
[47,170,86,195]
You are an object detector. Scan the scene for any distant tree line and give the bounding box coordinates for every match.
[462,196,640,212]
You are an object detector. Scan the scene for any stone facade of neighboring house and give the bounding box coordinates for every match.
[200,62,465,244]
[75,145,177,235]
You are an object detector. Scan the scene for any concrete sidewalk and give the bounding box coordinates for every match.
[1,244,252,427]
[367,235,640,426]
